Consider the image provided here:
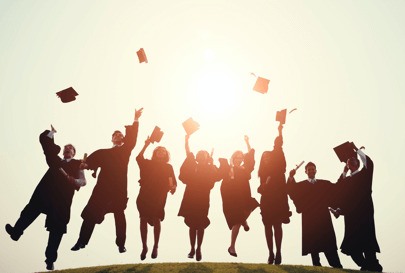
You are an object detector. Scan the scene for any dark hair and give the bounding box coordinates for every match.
[152,146,170,163]
[112,130,123,137]
[64,144,76,156]
[305,162,316,170]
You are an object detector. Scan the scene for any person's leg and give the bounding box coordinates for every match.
[363,250,382,272]
[140,217,148,260]
[45,231,63,270]
[114,211,126,252]
[274,222,283,265]
[188,228,196,258]
[228,224,241,256]
[196,228,205,261]
[325,250,342,268]
[151,218,161,259]
[71,220,95,250]
[311,252,321,266]
[350,252,366,268]
[6,202,41,241]
[264,224,274,264]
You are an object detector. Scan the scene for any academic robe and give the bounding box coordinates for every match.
[18,130,81,234]
[258,143,291,225]
[335,155,380,255]
[220,149,258,230]
[81,122,138,224]
[136,155,177,223]
[288,178,339,255]
[178,153,220,229]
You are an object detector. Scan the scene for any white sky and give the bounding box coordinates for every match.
[1,1,404,272]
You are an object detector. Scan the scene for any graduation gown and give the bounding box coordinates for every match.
[258,144,291,225]
[336,155,380,255]
[81,122,138,224]
[220,149,258,230]
[178,153,220,229]
[136,155,177,223]
[288,178,339,255]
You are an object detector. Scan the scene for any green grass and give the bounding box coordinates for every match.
[41,262,369,273]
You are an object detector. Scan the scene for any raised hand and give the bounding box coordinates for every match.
[135,107,144,120]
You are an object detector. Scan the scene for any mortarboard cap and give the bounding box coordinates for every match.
[333,141,357,162]
[150,126,163,143]
[276,109,287,124]
[56,87,78,103]
[253,77,270,94]
[182,118,200,135]
[137,48,148,63]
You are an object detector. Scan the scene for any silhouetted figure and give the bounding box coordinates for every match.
[335,146,382,272]
[178,134,220,262]
[6,127,86,271]
[71,108,143,253]
[287,162,342,268]
[257,124,291,265]
[219,135,258,257]
[136,136,177,260]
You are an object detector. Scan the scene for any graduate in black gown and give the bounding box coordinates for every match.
[257,123,291,265]
[334,145,382,272]
[178,134,220,261]
[136,136,177,260]
[219,135,258,257]
[288,162,342,268]
[6,126,86,271]
[71,108,142,254]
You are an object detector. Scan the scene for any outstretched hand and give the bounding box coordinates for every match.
[135,107,144,120]
[244,135,249,143]
[289,169,296,178]
[51,124,57,133]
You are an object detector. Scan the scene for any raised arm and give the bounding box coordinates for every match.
[185,134,191,155]
[244,135,252,153]
[137,136,151,160]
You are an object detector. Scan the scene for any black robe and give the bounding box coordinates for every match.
[27,130,81,233]
[288,178,339,255]
[136,155,177,223]
[81,122,138,224]
[178,153,220,229]
[335,155,380,255]
[220,149,258,230]
[258,144,291,225]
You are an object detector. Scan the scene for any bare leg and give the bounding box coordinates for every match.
[264,224,274,264]
[140,218,148,260]
[188,228,196,258]
[274,222,283,264]
[196,229,205,261]
[229,224,241,255]
[152,218,160,259]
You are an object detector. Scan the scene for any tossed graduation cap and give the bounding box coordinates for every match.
[56,87,78,103]
[252,75,270,94]
[182,118,200,135]
[333,141,357,162]
[137,48,148,63]
[150,126,163,143]
[276,109,287,124]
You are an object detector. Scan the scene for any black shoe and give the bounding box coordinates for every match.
[119,246,126,253]
[275,252,282,265]
[267,252,274,264]
[71,242,85,251]
[361,260,383,272]
[196,248,202,261]
[46,262,54,270]
[151,247,158,259]
[140,247,148,260]
[5,224,21,241]
[188,249,195,259]
[228,247,237,257]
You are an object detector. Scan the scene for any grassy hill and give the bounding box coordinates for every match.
[41,262,367,273]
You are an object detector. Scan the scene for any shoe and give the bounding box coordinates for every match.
[71,242,85,251]
[140,247,148,260]
[151,247,158,259]
[5,224,21,241]
[267,252,274,264]
[196,248,202,261]
[275,252,282,265]
[228,247,237,257]
[188,249,195,259]
[119,246,126,253]
[45,262,54,270]
[242,221,250,232]
[361,260,383,272]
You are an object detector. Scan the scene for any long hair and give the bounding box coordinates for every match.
[152,146,170,163]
